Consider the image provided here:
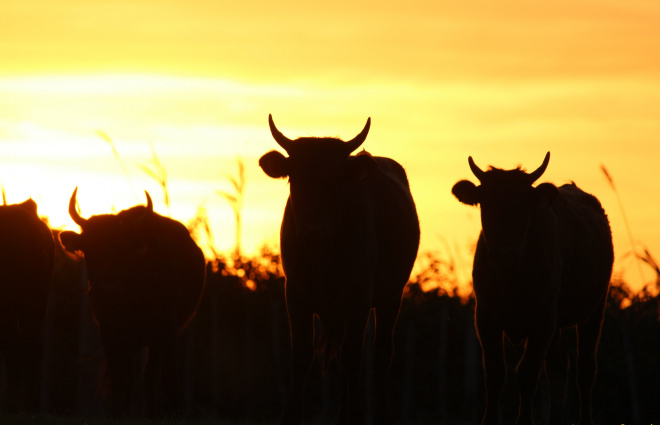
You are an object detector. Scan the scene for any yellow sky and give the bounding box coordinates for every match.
[2,0,660,291]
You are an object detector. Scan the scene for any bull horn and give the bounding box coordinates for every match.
[68,187,88,227]
[268,114,294,152]
[132,191,154,225]
[468,156,486,182]
[144,191,153,213]
[527,152,551,184]
[344,118,371,154]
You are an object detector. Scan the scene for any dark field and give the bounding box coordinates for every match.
[2,244,658,425]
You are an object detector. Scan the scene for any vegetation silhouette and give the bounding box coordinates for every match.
[216,157,246,258]
[139,140,171,215]
[96,130,138,201]
[452,152,614,425]
[259,115,420,425]
[5,242,653,425]
[0,198,54,412]
[58,189,206,417]
[0,229,656,424]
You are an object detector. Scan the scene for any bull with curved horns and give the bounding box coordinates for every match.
[260,115,420,425]
[452,153,613,425]
[59,188,206,417]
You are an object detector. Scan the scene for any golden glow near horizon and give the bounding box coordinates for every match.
[2,1,660,292]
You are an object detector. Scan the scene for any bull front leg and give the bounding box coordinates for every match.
[280,287,314,425]
[476,311,506,425]
[545,330,569,425]
[515,328,554,425]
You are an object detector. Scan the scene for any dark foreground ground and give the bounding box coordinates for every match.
[2,250,657,425]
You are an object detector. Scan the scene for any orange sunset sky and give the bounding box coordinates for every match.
[1,0,659,291]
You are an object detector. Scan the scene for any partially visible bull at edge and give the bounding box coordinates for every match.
[452,152,614,425]
[59,188,206,417]
[0,198,54,412]
[259,115,421,425]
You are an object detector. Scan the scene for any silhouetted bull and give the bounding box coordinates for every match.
[452,152,613,425]
[260,115,420,425]
[0,198,54,411]
[59,189,205,417]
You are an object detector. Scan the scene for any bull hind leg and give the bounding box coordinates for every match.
[337,310,370,425]
[4,333,42,412]
[280,300,314,425]
[576,305,606,425]
[372,299,403,425]
[544,330,568,425]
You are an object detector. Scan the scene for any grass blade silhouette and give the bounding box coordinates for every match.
[601,164,646,286]
[96,130,137,200]
[216,157,245,258]
[139,141,170,215]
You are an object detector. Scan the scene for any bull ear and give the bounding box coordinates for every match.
[259,150,289,179]
[452,180,480,206]
[345,152,377,181]
[59,231,84,254]
[534,183,558,208]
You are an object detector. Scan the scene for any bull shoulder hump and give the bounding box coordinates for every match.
[373,156,411,186]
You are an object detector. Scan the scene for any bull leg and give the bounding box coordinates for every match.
[476,312,505,425]
[4,332,42,412]
[515,329,553,425]
[372,300,403,425]
[337,310,370,425]
[101,329,138,417]
[145,330,181,417]
[280,300,314,425]
[576,307,605,425]
[545,330,568,425]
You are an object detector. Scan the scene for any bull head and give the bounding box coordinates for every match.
[68,187,154,228]
[452,152,559,263]
[61,188,155,256]
[468,152,550,185]
[452,152,557,207]
[260,115,379,231]
[260,115,377,182]
[268,114,371,155]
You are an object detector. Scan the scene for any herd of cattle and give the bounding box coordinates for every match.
[0,115,613,425]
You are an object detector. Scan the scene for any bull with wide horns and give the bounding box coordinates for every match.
[452,153,613,425]
[59,188,206,417]
[260,115,420,425]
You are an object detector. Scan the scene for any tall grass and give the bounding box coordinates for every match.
[216,157,246,258]
[95,133,251,259]
[187,203,220,260]
[96,130,137,200]
[601,164,647,286]
[139,140,170,215]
